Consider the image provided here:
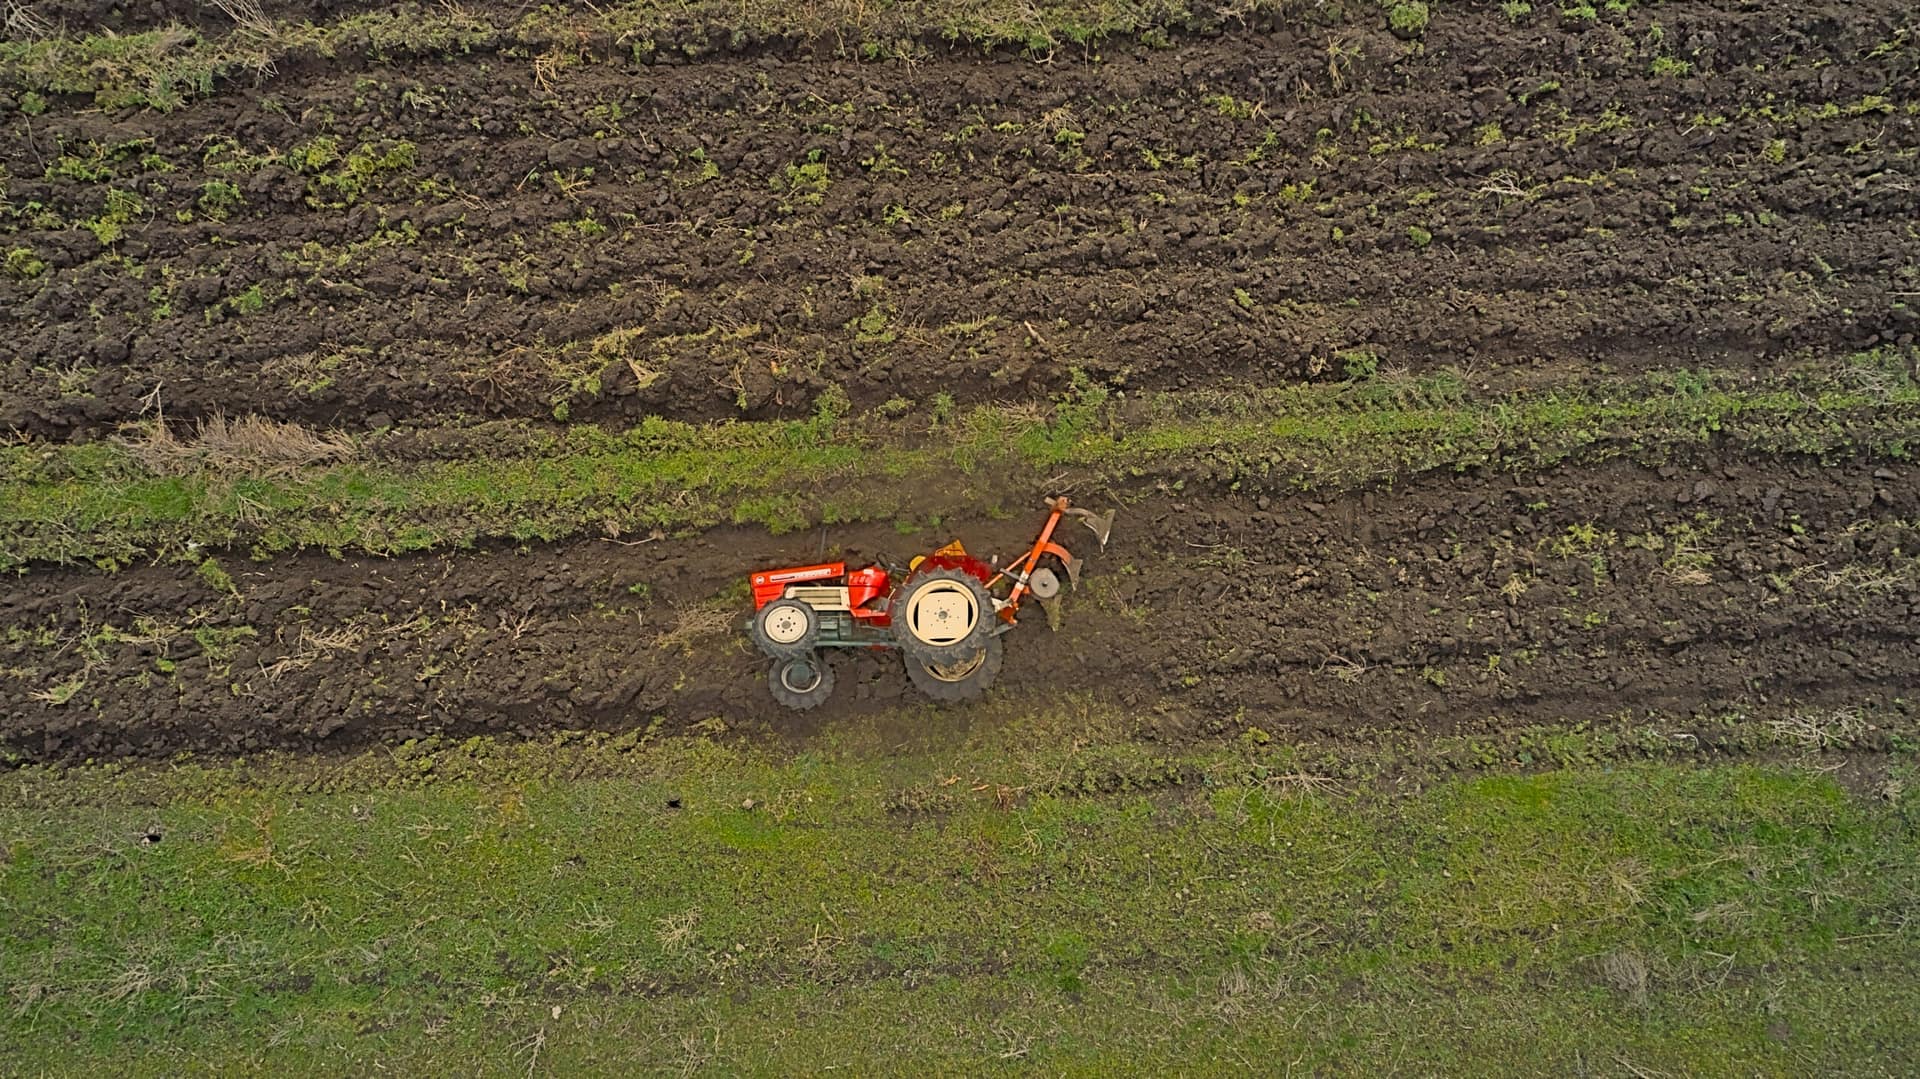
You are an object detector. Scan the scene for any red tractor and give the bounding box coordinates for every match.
[746,497,1115,709]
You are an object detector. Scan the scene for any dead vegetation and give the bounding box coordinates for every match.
[655,601,737,654]
[117,413,355,478]
[207,0,274,39]
[1767,708,1869,749]
[261,621,373,682]
[3,1,53,41]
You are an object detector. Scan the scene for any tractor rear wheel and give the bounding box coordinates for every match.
[893,568,992,664]
[752,597,819,660]
[768,653,835,710]
[905,634,1003,702]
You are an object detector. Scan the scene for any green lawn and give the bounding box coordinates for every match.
[3,708,1915,1073]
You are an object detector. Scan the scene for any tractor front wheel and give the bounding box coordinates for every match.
[768,653,835,710]
[893,568,992,664]
[905,634,1003,703]
[752,597,819,660]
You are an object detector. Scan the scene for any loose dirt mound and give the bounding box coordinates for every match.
[5,452,1917,760]
[3,3,1915,439]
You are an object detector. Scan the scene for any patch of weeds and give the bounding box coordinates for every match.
[678,148,720,188]
[1388,1,1430,39]
[196,556,240,598]
[499,256,533,294]
[31,676,85,706]
[1407,225,1433,249]
[1339,349,1380,380]
[46,146,114,183]
[298,138,417,207]
[1203,93,1259,120]
[4,246,47,279]
[549,211,607,238]
[859,144,906,176]
[85,188,146,245]
[36,360,96,397]
[1240,129,1280,164]
[1561,3,1598,20]
[1518,79,1562,106]
[1763,139,1788,165]
[1278,178,1316,203]
[1550,106,1633,149]
[1652,515,1719,586]
[1046,931,1091,993]
[847,303,896,346]
[773,150,829,211]
[1502,0,1533,20]
[1650,55,1692,77]
[191,625,256,661]
[930,392,956,427]
[228,283,268,316]
[197,179,244,220]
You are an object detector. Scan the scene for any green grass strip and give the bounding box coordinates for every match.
[3,358,1917,571]
[1,709,1915,1071]
[2,0,1305,111]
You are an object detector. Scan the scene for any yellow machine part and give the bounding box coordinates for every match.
[910,540,968,571]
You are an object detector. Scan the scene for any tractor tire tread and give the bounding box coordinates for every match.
[768,654,835,710]
[893,567,992,665]
[905,635,1004,702]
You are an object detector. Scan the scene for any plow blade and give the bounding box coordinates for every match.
[1067,507,1115,548]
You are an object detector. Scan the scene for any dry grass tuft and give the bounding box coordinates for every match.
[1767,708,1868,749]
[207,0,274,38]
[1597,948,1651,1007]
[654,908,700,953]
[207,0,278,78]
[261,621,373,681]
[118,413,355,478]
[655,602,738,654]
[3,1,53,40]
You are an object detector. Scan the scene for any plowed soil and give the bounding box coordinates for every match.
[4,1,1920,762]
[4,2,1916,438]
[6,448,1919,759]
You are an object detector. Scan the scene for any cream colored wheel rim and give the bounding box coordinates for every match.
[926,651,987,682]
[903,580,980,646]
[764,603,810,645]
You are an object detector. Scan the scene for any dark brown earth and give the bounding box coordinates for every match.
[4,3,1919,763]
[5,449,1918,761]
[4,2,1917,440]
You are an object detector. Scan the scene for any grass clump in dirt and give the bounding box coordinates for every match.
[3,245,45,278]
[1387,1,1431,39]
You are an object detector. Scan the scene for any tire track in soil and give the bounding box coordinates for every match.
[4,3,1917,438]
[3,452,1918,762]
